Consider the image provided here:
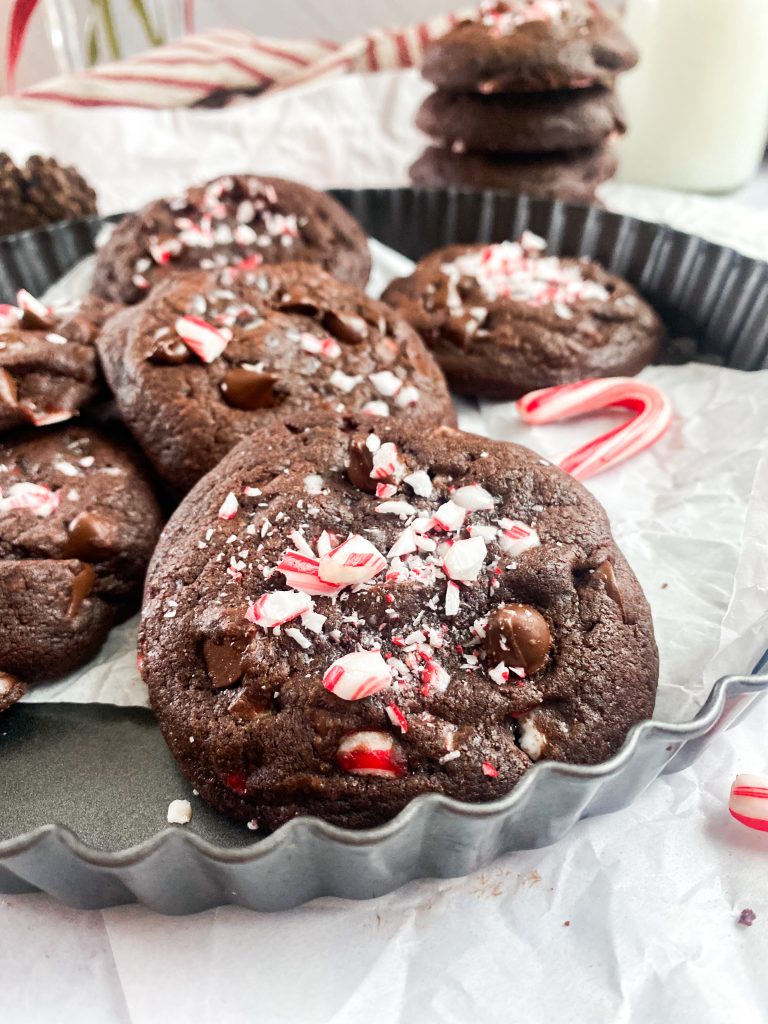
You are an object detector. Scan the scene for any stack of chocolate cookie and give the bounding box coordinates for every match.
[411,0,638,203]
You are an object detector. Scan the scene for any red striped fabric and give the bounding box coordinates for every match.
[10,9,475,108]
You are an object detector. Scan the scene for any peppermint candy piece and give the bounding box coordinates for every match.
[16,289,53,325]
[729,774,768,832]
[445,580,460,616]
[385,704,408,733]
[277,550,343,596]
[317,534,387,586]
[443,537,487,582]
[404,470,433,498]
[323,650,392,701]
[22,406,73,427]
[497,520,540,557]
[361,400,390,417]
[451,484,496,511]
[370,442,405,482]
[433,500,466,533]
[300,332,341,359]
[336,730,407,777]
[150,238,182,265]
[369,370,402,397]
[246,590,312,628]
[387,526,417,559]
[175,315,231,363]
[394,385,420,409]
[218,491,239,520]
[0,482,60,517]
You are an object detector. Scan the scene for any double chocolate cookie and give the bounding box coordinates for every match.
[0,426,162,686]
[92,174,371,305]
[409,143,618,202]
[97,261,455,493]
[422,1,638,94]
[382,234,664,399]
[140,412,658,831]
[0,293,115,432]
[0,152,98,237]
[416,86,625,154]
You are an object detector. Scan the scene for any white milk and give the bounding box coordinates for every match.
[617,0,768,192]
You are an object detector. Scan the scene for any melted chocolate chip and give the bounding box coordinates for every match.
[67,563,96,618]
[148,335,190,365]
[221,367,278,410]
[63,511,120,561]
[322,310,369,345]
[0,670,26,713]
[228,690,271,719]
[19,308,53,331]
[594,560,628,623]
[0,368,18,408]
[347,438,377,493]
[203,637,248,689]
[486,603,552,676]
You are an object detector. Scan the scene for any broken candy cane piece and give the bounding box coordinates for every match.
[370,442,405,482]
[175,315,231,363]
[729,774,768,832]
[0,304,21,329]
[317,534,387,586]
[451,484,496,511]
[246,590,313,628]
[277,550,343,596]
[218,491,239,520]
[517,377,672,481]
[323,650,392,700]
[0,481,60,517]
[497,519,540,557]
[336,731,407,777]
[300,332,341,359]
[16,289,53,325]
[443,536,487,582]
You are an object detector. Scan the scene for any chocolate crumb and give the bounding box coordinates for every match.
[738,908,756,927]
[563,920,571,927]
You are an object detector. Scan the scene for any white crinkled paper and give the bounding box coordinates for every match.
[25,239,768,726]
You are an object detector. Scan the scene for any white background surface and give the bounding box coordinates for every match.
[0,62,767,1024]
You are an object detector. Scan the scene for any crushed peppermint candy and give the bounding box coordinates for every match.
[441,235,609,318]
[324,650,392,701]
[0,481,60,517]
[175,315,231,363]
[218,491,239,520]
[246,590,313,628]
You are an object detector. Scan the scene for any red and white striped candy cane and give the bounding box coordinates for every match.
[517,377,672,481]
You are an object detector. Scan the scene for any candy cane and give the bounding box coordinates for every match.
[517,378,672,481]
[729,774,768,832]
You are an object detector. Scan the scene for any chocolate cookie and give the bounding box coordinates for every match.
[409,143,618,202]
[416,86,626,154]
[422,1,638,94]
[97,261,455,493]
[140,413,658,830]
[92,174,371,305]
[0,426,163,685]
[0,292,116,432]
[381,235,663,399]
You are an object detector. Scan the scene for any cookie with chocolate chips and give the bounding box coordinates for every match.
[0,292,116,433]
[91,174,371,305]
[139,412,658,831]
[97,261,455,493]
[422,1,638,94]
[0,426,163,686]
[382,235,664,399]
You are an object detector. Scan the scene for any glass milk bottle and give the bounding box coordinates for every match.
[617,0,768,192]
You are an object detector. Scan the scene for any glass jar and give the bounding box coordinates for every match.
[617,0,768,193]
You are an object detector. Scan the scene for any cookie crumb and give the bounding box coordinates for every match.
[167,799,192,824]
[563,920,571,927]
[738,908,756,927]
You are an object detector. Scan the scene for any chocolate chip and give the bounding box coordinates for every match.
[203,636,248,689]
[148,335,190,365]
[19,308,53,331]
[594,560,628,623]
[0,670,26,713]
[0,368,18,408]
[322,310,368,344]
[228,690,271,719]
[347,438,377,493]
[486,604,552,676]
[63,511,120,561]
[67,563,96,618]
[221,367,278,410]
